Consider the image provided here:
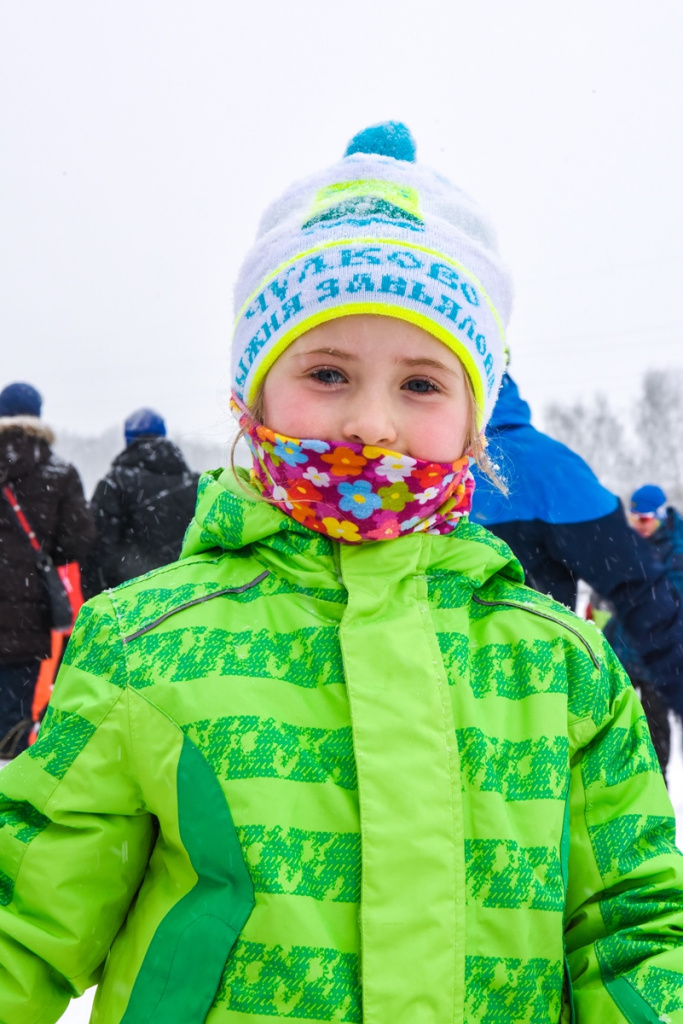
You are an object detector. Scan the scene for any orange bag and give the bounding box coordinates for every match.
[29,563,85,741]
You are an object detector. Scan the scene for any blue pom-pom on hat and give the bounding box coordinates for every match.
[344,121,417,163]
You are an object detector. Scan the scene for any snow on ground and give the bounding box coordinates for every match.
[2,723,683,1022]
[668,714,683,837]
[60,990,94,1023]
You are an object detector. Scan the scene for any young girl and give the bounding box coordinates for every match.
[1,122,683,1024]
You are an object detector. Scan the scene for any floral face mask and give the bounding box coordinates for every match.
[232,397,475,544]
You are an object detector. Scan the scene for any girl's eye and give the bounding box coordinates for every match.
[310,368,346,385]
[403,378,440,394]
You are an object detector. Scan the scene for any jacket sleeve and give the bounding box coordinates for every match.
[541,506,683,712]
[602,617,646,683]
[0,595,154,1023]
[565,641,683,1022]
[668,517,683,596]
[83,472,126,595]
[51,463,96,566]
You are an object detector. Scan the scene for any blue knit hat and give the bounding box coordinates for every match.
[124,408,166,445]
[630,484,667,518]
[0,382,42,418]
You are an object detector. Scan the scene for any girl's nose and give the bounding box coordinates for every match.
[341,396,398,448]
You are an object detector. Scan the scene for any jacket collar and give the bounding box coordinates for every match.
[182,467,523,590]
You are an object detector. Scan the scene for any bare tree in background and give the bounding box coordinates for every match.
[543,368,683,505]
[544,393,638,498]
[635,370,683,506]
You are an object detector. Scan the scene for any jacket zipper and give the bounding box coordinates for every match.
[471,594,601,671]
[122,570,270,643]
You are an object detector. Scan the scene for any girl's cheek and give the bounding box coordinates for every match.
[411,408,468,462]
[267,387,335,439]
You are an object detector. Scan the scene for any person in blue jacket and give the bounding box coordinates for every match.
[471,373,683,715]
[603,485,683,772]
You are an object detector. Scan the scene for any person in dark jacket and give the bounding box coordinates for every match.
[85,408,199,594]
[0,382,95,756]
[470,373,683,716]
[603,485,683,774]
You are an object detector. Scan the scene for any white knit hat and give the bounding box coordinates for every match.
[231,122,513,428]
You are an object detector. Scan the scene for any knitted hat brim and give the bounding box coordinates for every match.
[234,238,505,431]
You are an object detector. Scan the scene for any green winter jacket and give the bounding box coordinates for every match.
[1,467,683,1024]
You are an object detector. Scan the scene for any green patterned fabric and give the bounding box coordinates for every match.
[1,466,683,1023]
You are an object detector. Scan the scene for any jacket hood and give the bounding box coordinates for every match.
[181,466,524,589]
[113,437,191,475]
[487,374,532,432]
[0,417,54,481]
[0,416,55,445]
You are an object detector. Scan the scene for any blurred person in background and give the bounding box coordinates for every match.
[471,372,683,721]
[0,382,94,757]
[599,485,683,775]
[84,407,199,594]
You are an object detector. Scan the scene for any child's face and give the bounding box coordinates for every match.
[261,315,472,463]
[628,513,662,539]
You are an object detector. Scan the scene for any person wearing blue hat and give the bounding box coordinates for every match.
[0,382,94,756]
[84,408,199,593]
[629,484,669,538]
[601,484,683,773]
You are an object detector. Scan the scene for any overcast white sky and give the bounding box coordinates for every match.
[2,1,682,445]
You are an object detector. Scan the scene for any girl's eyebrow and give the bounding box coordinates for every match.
[298,347,358,360]
[297,350,453,373]
[401,357,454,372]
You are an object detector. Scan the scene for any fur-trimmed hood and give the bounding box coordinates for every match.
[0,416,56,481]
[0,416,55,445]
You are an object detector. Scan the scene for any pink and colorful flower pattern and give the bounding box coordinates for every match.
[232,396,475,544]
